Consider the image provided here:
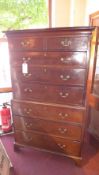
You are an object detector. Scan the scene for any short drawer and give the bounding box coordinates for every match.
[14,116,82,140]
[12,100,85,124]
[14,130,81,157]
[11,51,87,68]
[47,36,89,51]
[13,83,85,106]
[8,37,44,51]
[12,66,86,86]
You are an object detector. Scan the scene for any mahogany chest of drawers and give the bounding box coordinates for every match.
[5,27,94,165]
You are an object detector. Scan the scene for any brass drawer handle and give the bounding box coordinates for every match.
[22,57,31,62]
[59,92,69,98]
[44,85,47,89]
[24,108,32,114]
[21,41,30,47]
[22,132,33,142]
[58,128,67,134]
[25,137,32,142]
[60,57,71,63]
[43,68,47,72]
[61,39,72,47]
[59,113,69,119]
[44,53,47,56]
[25,122,33,128]
[24,88,32,92]
[60,75,70,81]
[57,143,66,148]
[23,73,32,78]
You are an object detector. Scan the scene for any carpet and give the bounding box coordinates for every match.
[0,140,13,175]
[1,134,99,175]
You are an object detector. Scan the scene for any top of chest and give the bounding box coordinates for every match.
[5,27,94,52]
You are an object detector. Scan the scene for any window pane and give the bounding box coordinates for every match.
[0,92,12,105]
[0,0,49,30]
[0,41,11,88]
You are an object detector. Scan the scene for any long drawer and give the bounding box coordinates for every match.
[15,130,81,157]
[12,66,86,86]
[14,116,82,140]
[12,100,85,124]
[13,83,84,106]
[10,52,87,68]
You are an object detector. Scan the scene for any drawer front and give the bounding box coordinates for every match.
[11,52,87,68]
[12,100,85,124]
[47,36,89,51]
[13,83,84,106]
[12,66,86,86]
[14,116,82,140]
[15,131,81,157]
[9,37,44,51]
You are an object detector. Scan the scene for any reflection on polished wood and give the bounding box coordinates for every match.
[93,44,99,96]
[87,27,99,110]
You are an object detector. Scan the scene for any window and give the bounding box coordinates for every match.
[0,0,51,95]
[0,39,11,89]
[0,0,51,30]
[0,0,52,128]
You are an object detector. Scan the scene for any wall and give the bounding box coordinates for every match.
[73,0,87,26]
[85,0,99,24]
[52,0,99,27]
[52,0,70,27]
